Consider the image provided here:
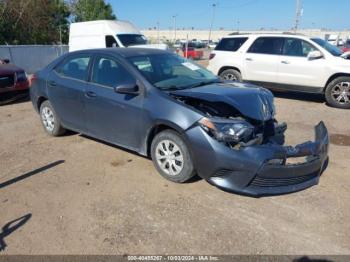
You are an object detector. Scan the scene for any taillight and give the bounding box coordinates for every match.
[29,74,37,86]
[209,53,216,60]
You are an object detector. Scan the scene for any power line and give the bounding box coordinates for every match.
[218,0,260,9]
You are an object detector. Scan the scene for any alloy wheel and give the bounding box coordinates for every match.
[331,82,350,105]
[155,139,184,176]
[223,73,237,81]
[41,106,55,132]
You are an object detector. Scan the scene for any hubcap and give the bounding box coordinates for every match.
[41,107,55,132]
[223,73,237,81]
[155,139,184,176]
[331,82,350,105]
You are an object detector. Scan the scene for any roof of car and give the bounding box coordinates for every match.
[222,32,308,39]
[69,48,171,57]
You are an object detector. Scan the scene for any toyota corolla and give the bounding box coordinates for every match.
[30,48,329,196]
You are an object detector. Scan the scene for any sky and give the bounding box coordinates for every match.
[107,0,349,31]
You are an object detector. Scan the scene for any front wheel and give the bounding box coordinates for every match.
[325,77,350,109]
[151,130,195,183]
[219,68,242,82]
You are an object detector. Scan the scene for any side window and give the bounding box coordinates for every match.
[55,55,90,81]
[248,37,284,55]
[301,40,318,56]
[215,37,248,51]
[105,35,118,47]
[91,56,134,87]
[282,38,318,57]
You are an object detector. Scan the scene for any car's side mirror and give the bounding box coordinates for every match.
[307,51,323,60]
[114,83,139,95]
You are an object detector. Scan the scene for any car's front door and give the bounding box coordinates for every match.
[48,54,91,132]
[84,55,144,150]
[276,38,328,90]
[243,37,284,83]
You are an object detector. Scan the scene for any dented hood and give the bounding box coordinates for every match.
[170,82,275,121]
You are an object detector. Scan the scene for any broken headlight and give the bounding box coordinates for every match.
[198,117,254,144]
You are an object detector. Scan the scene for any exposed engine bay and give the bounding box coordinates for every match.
[171,94,287,149]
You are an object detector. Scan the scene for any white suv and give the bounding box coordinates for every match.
[207,33,350,109]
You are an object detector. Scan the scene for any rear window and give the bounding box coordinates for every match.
[215,37,248,51]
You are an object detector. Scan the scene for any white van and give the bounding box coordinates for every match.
[69,20,167,52]
[327,34,339,46]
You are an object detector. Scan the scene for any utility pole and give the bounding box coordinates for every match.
[59,25,63,55]
[157,21,160,44]
[172,15,177,42]
[208,3,217,43]
[294,0,302,32]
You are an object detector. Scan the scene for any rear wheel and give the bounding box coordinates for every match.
[219,68,242,82]
[151,130,195,183]
[40,100,66,136]
[325,77,350,109]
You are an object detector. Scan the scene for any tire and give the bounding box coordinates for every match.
[151,130,195,183]
[219,68,242,82]
[325,77,350,109]
[39,100,66,136]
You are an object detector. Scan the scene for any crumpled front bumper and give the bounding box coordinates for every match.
[186,121,329,197]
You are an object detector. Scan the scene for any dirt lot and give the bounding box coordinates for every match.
[1,84,350,254]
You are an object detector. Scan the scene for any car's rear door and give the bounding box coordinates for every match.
[276,38,328,91]
[243,37,284,83]
[84,54,143,150]
[48,54,91,132]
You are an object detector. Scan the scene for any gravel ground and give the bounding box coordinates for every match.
[1,81,350,255]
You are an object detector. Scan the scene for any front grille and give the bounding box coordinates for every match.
[250,172,319,187]
[0,74,15,88]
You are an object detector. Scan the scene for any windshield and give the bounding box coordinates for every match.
[117,34,147,47]
[311,38,343,56]
[127,53,219,90]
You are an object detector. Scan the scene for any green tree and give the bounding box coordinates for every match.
[71,0,116,22]
[0,0,70,44]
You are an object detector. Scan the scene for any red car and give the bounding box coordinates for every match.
[0,59,29,94]
[341,39,350,53]
[181,43,204,60]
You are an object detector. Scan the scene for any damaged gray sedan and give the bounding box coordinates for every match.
[30,48,329,196]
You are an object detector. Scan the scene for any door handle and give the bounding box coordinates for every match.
[281,60,290,64]
[245,57,253,61]
[48,81,56,86]
[85,91,97,98]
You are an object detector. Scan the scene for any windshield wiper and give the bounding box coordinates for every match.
[157,79,222,91]
[159,85,186,91]
[184,79,222,89]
